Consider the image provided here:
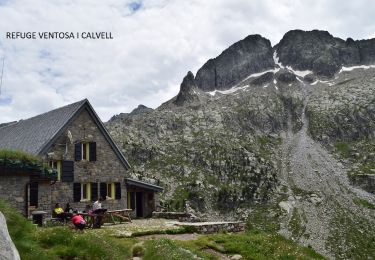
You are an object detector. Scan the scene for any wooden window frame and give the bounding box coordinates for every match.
[80,183,91,202]
[81,143,90,161]
[106,183,115,199]
[49,160,62,181]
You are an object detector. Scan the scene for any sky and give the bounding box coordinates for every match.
[0,0,374,122]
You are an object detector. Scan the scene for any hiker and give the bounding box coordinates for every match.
[92,197,106,228]
[71,211,86,231]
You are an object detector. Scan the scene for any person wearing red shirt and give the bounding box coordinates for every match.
[71,212,86,230]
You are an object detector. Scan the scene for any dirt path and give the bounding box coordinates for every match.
[278,83,375,258]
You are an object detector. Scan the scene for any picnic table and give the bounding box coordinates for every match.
[105,209,132,224]
[81,209,132,227]
[80,212,96,228]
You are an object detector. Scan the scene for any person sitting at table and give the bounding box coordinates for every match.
[64,203,74,214]
[84,204,93,214]
[92,197,106,228]
[71,211,86,231]
[53,203,65,220]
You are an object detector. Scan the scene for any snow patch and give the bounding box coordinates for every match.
[207,85,250,96]
[286,66,312,77]
[273,51,285,68]
[340,65,375,72]
[239,68,280,84]
[310,80,318,85]
[263,84,269,88]
[273,79,277,84]
[274,85,278,90]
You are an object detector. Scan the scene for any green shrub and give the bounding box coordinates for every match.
[132,244,145,257]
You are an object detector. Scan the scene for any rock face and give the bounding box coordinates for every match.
[195,34,274,91]
[173,71,200,106]
[108,104,153,122]
[0,212,20,260]
[275,29,375,77]
[130,105,153,116]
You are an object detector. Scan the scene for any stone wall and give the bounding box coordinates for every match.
[47,108,128,212]
[0,173,29,215]
[177,221,245,234]
[152,211,191,219]
[38,181,52,212]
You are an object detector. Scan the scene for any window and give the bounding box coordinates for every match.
[82,143,89,160]
[106,183,115,199]
[49,160,62,181]
[75,142,96,161]
[81,183,91,201]
[100,182,121,200]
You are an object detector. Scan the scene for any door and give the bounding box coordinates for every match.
[29,182,38,207]
[136,192,143,217]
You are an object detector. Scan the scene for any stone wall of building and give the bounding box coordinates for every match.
[47,108,128,212]
[0,173,29,215]
[38,181,52,213]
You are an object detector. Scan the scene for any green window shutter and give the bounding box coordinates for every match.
[73,183,81,202]
[115,182,121,199]
[29,182,38,207]
[61,160,74,182]
[100,183,107,200]
[89,142,97,161]
[91,182,98,201]
[74,142,82,161]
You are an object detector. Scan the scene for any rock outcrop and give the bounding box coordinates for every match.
[195,34,274,91]
[0,211,20,260]
[275,29,375,77]
[173,71,200,106]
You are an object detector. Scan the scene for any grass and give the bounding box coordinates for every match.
[334,142,351,158]
[0,199,49,260]
[353,198,375,210]
[143,239,201,260]
[0,149,40,163]
[1,199,324,259]
[0,199,135,259]
[178,232,325,260]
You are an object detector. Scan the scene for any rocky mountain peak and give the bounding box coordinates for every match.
[173,71,201,106]
[275,29,375,77]
[194,34,275,92]
[130,104,153,115]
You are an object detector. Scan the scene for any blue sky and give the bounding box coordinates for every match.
[0,0,374,122]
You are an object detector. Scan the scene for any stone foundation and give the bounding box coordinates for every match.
[152,211,191,219]
[176,221,245,234]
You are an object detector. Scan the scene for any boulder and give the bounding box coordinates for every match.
[0,211,20,260]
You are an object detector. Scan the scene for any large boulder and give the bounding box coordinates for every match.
[0,211,20,260]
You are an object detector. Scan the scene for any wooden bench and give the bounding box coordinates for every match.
[105,209,132,224]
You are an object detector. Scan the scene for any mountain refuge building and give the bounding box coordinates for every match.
[0,99,162,218]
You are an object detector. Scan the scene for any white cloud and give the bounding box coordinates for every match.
[0,0,374,122]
